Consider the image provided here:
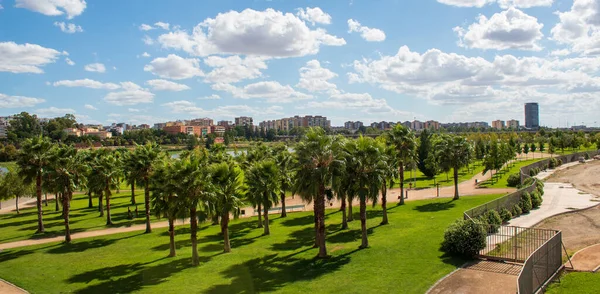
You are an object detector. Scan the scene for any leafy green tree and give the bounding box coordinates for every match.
[293,127,340,258]
[523,143,529,159]
[386,125,417,205]
[210,161,247,251]
[273,145,295,218]
[434,135,472,200]
[417,129,435,178]
[483,140,503,184]
[7,112,42,142]
[247,160,280,236]
[0,167,35,214]
[17,136,55,233]
[88,149,121,225]
[530,143,537,158]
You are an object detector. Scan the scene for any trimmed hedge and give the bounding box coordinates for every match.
[507,172,521,187]
[520,192,533,213]
[531,191,542,209]
[500,208,512,223]
[441,219,487,258]
[512,204,523,216]
[484,210,502,233]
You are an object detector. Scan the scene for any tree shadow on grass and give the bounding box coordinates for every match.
[68,257,190,294]
[204,249,357,294]
[270,226,314,252]
[0,248,34,263]
[414,201,456,213]
[439,252,468,268]
[280,214,313,227]
[47,233,141,254]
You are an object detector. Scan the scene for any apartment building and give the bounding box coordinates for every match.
[506,119,519,129]
[492,120,505,130]
[235,117,253,127]
[189,118,213,127]
[344,121,364,130]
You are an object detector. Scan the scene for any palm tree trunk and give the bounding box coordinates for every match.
[263,199,270,236]
[88,191,93,208]
[190,207,199,266]
[453,167,460,200]
[341,195,348,230]
[131,183,136,205]
[399,164,405,205]
[348,197,354,221]
[360,198,368,248]
[280,191,287,218]
[313,210,319,248]
[168,217,176,257]
[44,193,48,207]
[98,193,104,216]
[316,184,327,258]
[105,186,113,225]
[35,172,44,233]
[381,183,388,225]
[15,195,19,214]
[257,202,263,228]
[63,191,71,243]
[222,213,231,252]
[144,179,151,233]
[55,193,60,212]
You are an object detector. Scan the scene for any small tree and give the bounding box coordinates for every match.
[523,144,530,159]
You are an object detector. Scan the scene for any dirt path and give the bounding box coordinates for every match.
[427,260,521,294]
[569,244,600,272]
[0,279,27,294]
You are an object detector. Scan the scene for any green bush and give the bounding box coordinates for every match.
[585,153,590,160]
[441,219,487,258]
[531,191,542,208]
[519,177,534,189]
[484,210,502,233]
[500,208,513,223]
[520,192,533,213]
[512,204,522,216]
[549,158,559,169]
[507,173,521,187]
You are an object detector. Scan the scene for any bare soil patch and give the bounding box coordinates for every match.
[545,160,600,197]
[428,261,519,294]
[570,244,600,272]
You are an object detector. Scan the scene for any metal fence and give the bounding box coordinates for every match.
[517,232,563,294]
[464,183,537,220]
[478,225,559,263]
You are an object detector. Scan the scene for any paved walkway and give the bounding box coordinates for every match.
[0,279,27,294]
[569,244,600,272]
[427,260,521,294]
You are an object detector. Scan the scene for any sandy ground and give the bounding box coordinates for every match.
[0,279,27,294]
[427,260,520,294]
[569,244,600,272]
[543,159,600,197]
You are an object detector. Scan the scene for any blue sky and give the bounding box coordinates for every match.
[1,0,599,128]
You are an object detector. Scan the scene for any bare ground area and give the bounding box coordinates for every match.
[427,260,520,294]
[544,159,600,198]
[569,244,600,272]
[0,279,26,294]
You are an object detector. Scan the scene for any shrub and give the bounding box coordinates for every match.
[441,219,487,258]
[507,172,521,187]
[500,208,513,223]
[549,158,559,169]
[484,210,502,233]
[585,153,590,160]
[531,191,542,208]
[520,192,533,213]
[512,204,523,216]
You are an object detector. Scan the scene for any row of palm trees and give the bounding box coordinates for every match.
[13,125,472,264]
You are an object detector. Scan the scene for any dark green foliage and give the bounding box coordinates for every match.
[417,129,435,178]
[500,208,512,223]
[441,219,487,258]
[484,210,502,233]
[512,204,523,217]
[520,192,533,213]
[531,191,542,209]
[507,172,521,187]
[529,167,540,177]
[548,158,560,169]
[584,153,590,160]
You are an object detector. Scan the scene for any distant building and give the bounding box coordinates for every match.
[235,117,253,127]
[506,119,519,129]
[424,120,440,130]
[153,123,166,130]
[524,103,539,129]
[441,122,490,129]
[86,131,113,139]
[344,121,363,130]
[0,116,13,138]
[492,120,505,130]
[217,120,232,128]
[64,128,82,137]
[163,125,211,137]
[138,124,150,129]
[210,125,226,137]
[411,120,423,131]
[189,118,213,127]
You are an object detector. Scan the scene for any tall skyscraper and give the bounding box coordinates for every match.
[524,103,539,129]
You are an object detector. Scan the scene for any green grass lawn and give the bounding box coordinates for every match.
[0,188,160,244]
[546,272,600,294]
[400,160,484,190]
[0,161,16,169]
[478,159,542,189]
[0,194,502,294]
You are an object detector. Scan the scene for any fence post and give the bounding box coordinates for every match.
[514,226,518,261]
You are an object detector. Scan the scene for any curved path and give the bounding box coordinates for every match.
[569,244,600,272]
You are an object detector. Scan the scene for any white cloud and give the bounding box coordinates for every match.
[212,81,312,103]
[303,92,401,115]
[296,60,339,94]
[551,0,600,55]
[53,79,120,90]
[198,94,221,100]
[0,4,3,9]
[65,57,75,65]
[145,79,190,91]
[141,52,151,58]
[156,8,345,57]
[84,63,106,73]
[0,93,45,108]
[203,55,267,83]
[142,35,154,45]
[0,42,62,73]
[162,100,284,119]
[54,21,83,33]
[437,0,552,8]
[104,82,154,106]
[296,7,332,25]
[154,22,170,30]
[128,108,141,112]
[347,19,386,42]
[144,54,203,80]
[454,8,544,51]
[84,104,97,110]
[15,0,87,19]
[550,49,571,56]
[139,24,154,31]
[36,107,76,117]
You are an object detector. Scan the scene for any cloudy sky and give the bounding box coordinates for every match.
[1,0,600,128]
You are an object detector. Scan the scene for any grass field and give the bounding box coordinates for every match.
[478,159,542,188]
[546,272,600,294]
[0,194,502,294]
[398,160,484,189]
[0,188,160,244]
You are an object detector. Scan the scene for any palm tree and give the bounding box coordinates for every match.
[17,136,55,233]
[273,145,295,218]
[172,149,212,266]
[435,135,472,200]
[247,160,280,236]
[386,125,417,205]
[150,159,184,257]
[345,136,385,248]
[293,127,341,258]
[210,161,247,252]
[379,140,398,225]
[125,143,162,233]
[88,149,121,225]
[122,151,140,205]
[332,137,351,229]
[47,145,87,242]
